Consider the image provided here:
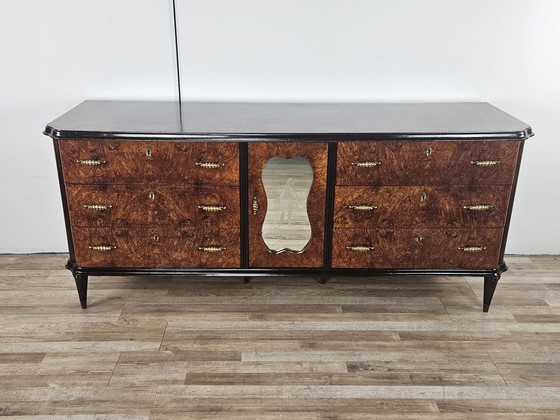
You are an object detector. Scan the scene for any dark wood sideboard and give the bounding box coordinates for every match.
[44,101,533,311]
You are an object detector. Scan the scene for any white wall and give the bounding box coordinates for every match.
[0,0,177,253]
[0,0,558,254]
[176,0,560,254]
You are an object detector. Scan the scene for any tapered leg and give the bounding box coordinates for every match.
[243,277,251,284]
[319,276,329,285]
[483,275,500,312]
[73,273,88,309]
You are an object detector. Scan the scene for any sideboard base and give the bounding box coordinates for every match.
[65,260,506,312]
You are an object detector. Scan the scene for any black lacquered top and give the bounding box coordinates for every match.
[44,100,533,141]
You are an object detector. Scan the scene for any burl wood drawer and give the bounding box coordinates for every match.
[65,184,239,228]
[71,227,240,268]
[337,141,520,186]
[59,140,239,185]
[332,228,503,269]
[334,185,511,228]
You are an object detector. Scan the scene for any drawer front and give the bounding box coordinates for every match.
[66,184,239,228]
[332,228,503,269]
[334,185,511,228]
[59,140,239,185]
[72,227,240,268]
[337,141,520,185]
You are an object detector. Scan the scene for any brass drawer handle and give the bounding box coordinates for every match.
[83,204,113,211]
[348,205,378,212]
[198,205,227,212]
[463,205,493,212]
[195,162,225,169]
[458,246,486,253]
[252,196,259,215]
[77,159,106,166]
[351,161,381,168]
[471,160,501,167]
[146,148,152,159]
[199,246,226,253]
[149,191,156,201]
[420,192,427,203]
[346,246,374,252]
[89,245,116,252]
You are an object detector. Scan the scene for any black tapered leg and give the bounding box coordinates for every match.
[483,275,500,312]
[243,277,251,284]
[319,276,329,285]
[73,273,88,309]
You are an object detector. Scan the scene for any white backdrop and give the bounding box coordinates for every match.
[0,0,558,254]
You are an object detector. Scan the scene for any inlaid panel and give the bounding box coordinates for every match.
[65,184,239,228]
[59,140,239,185]
[334,185,511,228]
[337,140,521,186]
[72,227,240,268]
[332,228,503,269]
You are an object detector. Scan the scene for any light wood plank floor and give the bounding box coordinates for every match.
[0,254,559,419]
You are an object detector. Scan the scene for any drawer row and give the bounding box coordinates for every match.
[332,228,502,269]
[72,227,240,268]
[59,140,520,186]
[65,183,510,229]
[72,226,501,270]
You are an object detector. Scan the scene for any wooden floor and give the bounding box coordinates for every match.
[1,254,559,419]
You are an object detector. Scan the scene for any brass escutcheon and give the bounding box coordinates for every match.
[426,146,433,158]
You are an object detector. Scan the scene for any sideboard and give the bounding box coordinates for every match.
[44,101,533,311]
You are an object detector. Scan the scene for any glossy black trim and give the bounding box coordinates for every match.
[66,259,507,279]
[239,142,249,268]
[323,142,337,267]
[43,129,533,142]
[53,140,75,261]
[499,140,525,260]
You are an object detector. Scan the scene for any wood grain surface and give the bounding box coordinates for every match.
[248,142,328,268]
[1,254,558,418]
[334,185,511,228]
[71,227,240,268]
[59,140,239,185]
[337,140,521,186]
[65,184,239,228]
[332,228,503,269]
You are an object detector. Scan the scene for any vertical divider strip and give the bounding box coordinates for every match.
[323,142,338,268]
[239,142,249,268]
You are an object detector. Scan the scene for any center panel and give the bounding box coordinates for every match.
[248,142,328,268]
